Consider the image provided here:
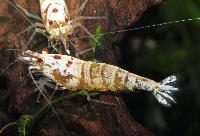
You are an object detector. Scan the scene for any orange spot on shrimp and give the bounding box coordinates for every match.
[48,20,53,25]
[52,8,58,13]
[137,77,149,82]
[68,61,73,65]
[36,58,43,64]
[66,75,72,80]
[44,4,51,14]
[44,3,52,21]
[53,55,61,59]
[42,48,48,53]
[66,60,73,67]
[65,17,69,22]
[52,69,72,85]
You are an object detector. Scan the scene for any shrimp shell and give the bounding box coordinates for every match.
[19,50,178,107]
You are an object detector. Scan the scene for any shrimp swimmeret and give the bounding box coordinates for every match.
[6,0,105,54]
[19,50,178,107]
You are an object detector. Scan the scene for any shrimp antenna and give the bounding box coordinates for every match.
[77,17,200,39]
[0,58,19,76]
[0,18,26,76]
[0,48,29,76]
[28,68,69,135]
[3,38,68,133]
[6,0,41,48]
[6,0,34,25]
[7,49,23,52]
[6,49,30,58]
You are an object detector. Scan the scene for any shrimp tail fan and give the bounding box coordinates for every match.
[152,75,179,107]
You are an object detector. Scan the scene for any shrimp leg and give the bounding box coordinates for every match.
[73,16,106,22]
[85,92,116,106]
[71,22,97,56]
[16,4,41,20]
[28,66,68,134]
[70,0,89,17]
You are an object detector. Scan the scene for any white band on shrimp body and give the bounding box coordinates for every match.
[40,0,67,11]
[47,4,66,21]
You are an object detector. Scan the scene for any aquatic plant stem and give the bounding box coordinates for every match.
[0,122,17,134]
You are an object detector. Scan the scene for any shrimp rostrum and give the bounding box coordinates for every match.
[7,0,105,53]
[19,50,179,107]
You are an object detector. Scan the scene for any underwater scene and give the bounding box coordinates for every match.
[0,0,200,136]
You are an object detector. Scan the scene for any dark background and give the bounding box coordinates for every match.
[119,0,200,136]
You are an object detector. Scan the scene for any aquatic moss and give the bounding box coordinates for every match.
[89,26,104,53]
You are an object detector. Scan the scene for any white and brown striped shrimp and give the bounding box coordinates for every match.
[19,50,178,107]
[6,0,105,54]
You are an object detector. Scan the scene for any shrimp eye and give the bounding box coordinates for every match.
[68,21,73,26]
[36,58,43,64]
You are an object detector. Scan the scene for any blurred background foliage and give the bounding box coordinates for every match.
[120,0,200,136]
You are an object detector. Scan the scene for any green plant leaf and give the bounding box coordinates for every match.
[89,26,104,52]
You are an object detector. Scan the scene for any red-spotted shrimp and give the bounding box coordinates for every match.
[19,50,178,107]
[6,0,105,54]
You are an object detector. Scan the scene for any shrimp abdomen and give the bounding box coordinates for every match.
[79,62,130,91]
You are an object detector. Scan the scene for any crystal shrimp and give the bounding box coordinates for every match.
[6,0,105,54]
[19,50,179,107]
